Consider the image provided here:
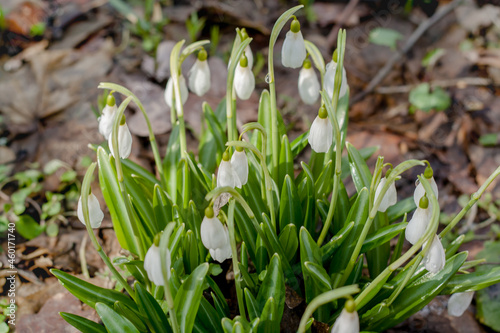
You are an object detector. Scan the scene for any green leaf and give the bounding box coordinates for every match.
[314,160,333,199]
[479,133,498,147]
[135,282,172,333]
[60,170,77,183]
[278,135,294,191]
[278,224,298,262]
[409,83,451,112]
[347,143,372,193]
[95,302,139,333]
[441,266,500,294]
[16,215,44,240]
[304,261,331,291]
[475,241,500,331]
[174,263,209,333]
[114,301,149,332]
[361,222,407,254]
[386,197,416,223]
[256,254,285,325]
[244,288,259,321]
[279,175,302,232]
[290,131,309,157]
[321,221,354,263]
[257,297,277,333]
[153,184,173,233]
[164,124,181,203]
[300,227,322,303]
[369,27,403,50]
[60,312,107,333]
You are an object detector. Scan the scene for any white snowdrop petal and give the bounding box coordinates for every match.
[234,65,255,100]
[231,150,248,186]
[282,31,307,68]
[217,160,238,188]
[424,235,446,274]
[189,59,211,96]
[144,245,171,286]
[375,177,398,213]
[164,75,189,109]
[405,206,432,244]
[98,104,117,140]
[200,216,227,250]
[308,116,333,153]
[245,45,253,69]
[330,308,359,333]
[109,123,132,159]
[209,227,232,263]
[414,177,439,206]
[325,61,348,100]
[448,291,474,317]
[77,193,104,228]
[298,67,320,105]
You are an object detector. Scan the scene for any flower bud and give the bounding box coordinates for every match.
[414,176,438,207]
[298,59,320,105]
[77,192,104,229]
[144,244,171,286]
[188,49,211,96]
[308,106,333,153]
[108,119,132,159]
[281,18,307,69]
[234,54,255,100]
[331,301,359,333]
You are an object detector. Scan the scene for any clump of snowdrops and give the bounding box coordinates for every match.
[52,5,500,333]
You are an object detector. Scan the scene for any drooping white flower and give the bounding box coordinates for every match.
[414,176,438,207]
[108,118,132,159]
[231,148,248,186]
[217,155,242,189]
[374,176,398,213]
[234,54,255,100]
[244,44,253,69]
[188,49,211,96]
[209,229,232,263]
[448,291,474,317]
[331,306,359,333]
[77,192,104,229]
[308,106,333,153]
[98,94,117,140]
[164,75,188,109]
[405,197,432,245]
[144,243,171,286]
[298,60,320,105]
[324,60,348,100]
[281,18,307,69]
[423,234,446,274]
[201,207,232,263]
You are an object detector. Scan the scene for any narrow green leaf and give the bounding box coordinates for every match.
[60,312,106,333]
[135,282,171,333]
[361,222,407,253]
[347,143,372,192]
[95,302,140,333]
[278,224,299,262]
[279,175,302,232]
[278,135,294,191]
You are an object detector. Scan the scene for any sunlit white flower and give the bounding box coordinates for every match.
[324,60,348,100]
[77,192,104,229]
[234,54,255,100]
[405,198,432,245]
[414,176,438,207]
[209,231,232,263]
[298,60,320,105]
[108,119,132,159]
[201,207,232,263]
[308,106,333,153]
[98,94,117,140]
[374,177,398,212]
[244,44,253,69]
[281,18,306,68]
[423,234,446,274]
[144,244,171,286]
[188,49,211,96]
[217,151,242,189]
[448,291,474,317]
[231,148,248,186]
[164,75,188,109]
[331,306,359,333]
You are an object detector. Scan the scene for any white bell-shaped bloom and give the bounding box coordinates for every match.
[231,149,248,186]
[281,18,306,69]
[77,192,104,229]
[217,153,242,189]
[308,107,333,153]
[144,244,171,286]
[448,291,474,317]
[108,121,132,159]
[234,55,255,100]
[209,228,232,263]
[405,205,432,245]
[164,75,188,109]
[423,235,446,273]
[201,215,228,250]
[414,176,439,206]
[189,49,210,96]
[325,60,348,100]
[244,45,253,69]
[331,308,359,333]
[298,61,320,105]
[374,177,398,213]
[98,95,117,140]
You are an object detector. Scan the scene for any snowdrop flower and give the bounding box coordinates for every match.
[405,195,431,245]
[281,17,307,68]
[188,48,210,96]
[77,191,104,229]
[414,166,438,206]
[201,206,232,263]
[241,28,253,69]
[217,150,242,189]
[324,59,348,100]
[98,94,117,140]
[374,174,398,213]
[164,74,188,109]
[331,299,359,333]
[234,54,255,100]
[108,115,132,159]
[308,106,333,153]
[298,59,320,105]
[144,241,171,286]
[423,234,446,274]
[448,291,474,317]
[231,146,248,186]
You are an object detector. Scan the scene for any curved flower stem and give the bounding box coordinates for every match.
[267,5,304,182]
[170,40,188,159]
[354,176,439,309]
[297,285,360,333]
[98,82,167,190]
[440,165,500,238]
[228,199,246,317]
[80,162,136,299]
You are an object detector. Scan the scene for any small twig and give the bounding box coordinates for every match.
[352,0,464,104]
[326,0,360,49]
[376,77,493,94]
